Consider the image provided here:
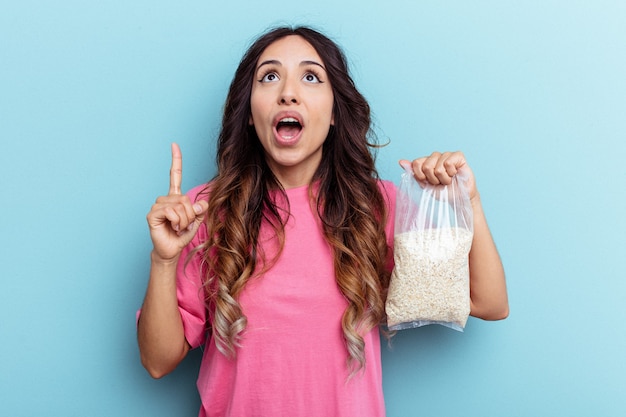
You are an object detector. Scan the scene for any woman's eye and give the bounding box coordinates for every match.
[260,72,279,82]
[303,72,320,83]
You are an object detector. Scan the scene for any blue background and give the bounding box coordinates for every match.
[1,1,625,416]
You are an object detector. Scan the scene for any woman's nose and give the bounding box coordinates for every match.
[279,78,299,104]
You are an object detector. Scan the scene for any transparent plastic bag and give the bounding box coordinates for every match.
[386,164,474,331]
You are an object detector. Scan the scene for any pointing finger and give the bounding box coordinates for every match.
[169,143,183,195]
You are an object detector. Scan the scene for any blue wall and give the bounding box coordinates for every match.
[1,1,625,416]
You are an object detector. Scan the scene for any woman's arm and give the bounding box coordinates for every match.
[138,254,191,378]
[138,143,208,378]
[467,193,509,320]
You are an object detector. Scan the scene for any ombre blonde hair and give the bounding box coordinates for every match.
[196,26,390,373]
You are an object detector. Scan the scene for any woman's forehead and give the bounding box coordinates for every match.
[257,35,323,65]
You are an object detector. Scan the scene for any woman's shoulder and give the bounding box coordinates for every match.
[186,182,213,202]
[376,178,397,203]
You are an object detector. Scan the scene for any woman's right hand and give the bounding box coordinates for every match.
[146,143,209,262]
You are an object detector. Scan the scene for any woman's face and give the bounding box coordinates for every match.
[250,35,334,189]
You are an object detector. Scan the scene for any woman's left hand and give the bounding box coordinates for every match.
[400,151,477,201]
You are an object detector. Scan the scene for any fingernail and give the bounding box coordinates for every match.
[193,203,202,214]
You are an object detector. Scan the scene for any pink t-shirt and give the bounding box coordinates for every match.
[175,181,396,417]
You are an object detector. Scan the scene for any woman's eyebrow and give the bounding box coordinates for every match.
[256,59,281,72]
[255,59,326,72]
[300,60,326,70]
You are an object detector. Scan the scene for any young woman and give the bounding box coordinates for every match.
[137,26,508,417]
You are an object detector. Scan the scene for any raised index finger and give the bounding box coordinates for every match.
[169,142,183,195]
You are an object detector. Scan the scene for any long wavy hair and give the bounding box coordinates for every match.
[198,26,390,373]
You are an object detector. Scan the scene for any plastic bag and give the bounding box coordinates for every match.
[385,164,474,331]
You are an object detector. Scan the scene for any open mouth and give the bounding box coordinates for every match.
[276,117,302,140]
